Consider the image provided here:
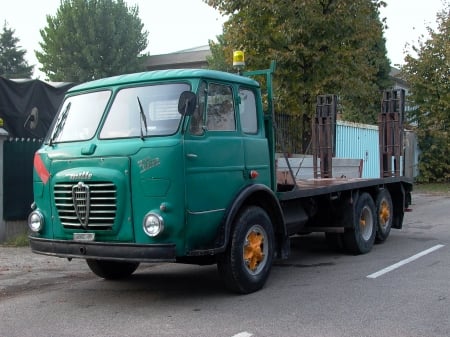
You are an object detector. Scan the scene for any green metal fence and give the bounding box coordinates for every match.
[3,138,42,220]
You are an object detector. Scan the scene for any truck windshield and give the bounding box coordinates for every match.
[100,82,190,139]
[46,90,111,144]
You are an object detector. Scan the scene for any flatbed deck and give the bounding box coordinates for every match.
[277,176,413,200]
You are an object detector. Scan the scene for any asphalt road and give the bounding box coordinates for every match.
[0,192,449,337]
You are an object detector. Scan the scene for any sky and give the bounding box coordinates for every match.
[0,0,446,78]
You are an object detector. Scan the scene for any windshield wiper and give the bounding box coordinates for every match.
[49,102,71,146]
[137,96,147,140]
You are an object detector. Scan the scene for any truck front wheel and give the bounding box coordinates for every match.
[86,259,140,280]
[217,206,274,294]
[343,192,376,254]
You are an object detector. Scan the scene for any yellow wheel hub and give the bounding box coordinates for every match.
[244,231,264,271]
[379,201,390,224]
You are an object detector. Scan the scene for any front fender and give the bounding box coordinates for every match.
[187,184,289,258]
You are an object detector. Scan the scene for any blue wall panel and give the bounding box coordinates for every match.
[336,120,379,178]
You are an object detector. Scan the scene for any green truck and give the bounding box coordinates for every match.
[28,61,412,294]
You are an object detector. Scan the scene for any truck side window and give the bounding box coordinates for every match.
[239,89,258,134]
[206,83,235,131]
[189,81,206,135]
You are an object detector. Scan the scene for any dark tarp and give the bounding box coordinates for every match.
[0,77,74,138]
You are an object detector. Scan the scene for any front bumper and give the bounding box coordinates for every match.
[29,236,176,262]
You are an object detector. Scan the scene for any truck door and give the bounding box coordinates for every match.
[238,87,271,188]
[183,81,245,250]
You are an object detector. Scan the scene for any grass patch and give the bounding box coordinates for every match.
[413,183,450,194]
[4,232,30,247]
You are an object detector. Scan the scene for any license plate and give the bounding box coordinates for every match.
[73,233,95,241]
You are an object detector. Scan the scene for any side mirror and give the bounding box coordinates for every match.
[178,91,197,116]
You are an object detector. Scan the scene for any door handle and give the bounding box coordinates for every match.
[186,153,198,159]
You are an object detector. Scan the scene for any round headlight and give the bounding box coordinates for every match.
[143,212,164,237]
[28,211,44,232]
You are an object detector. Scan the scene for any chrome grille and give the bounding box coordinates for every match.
[54,181,117,230]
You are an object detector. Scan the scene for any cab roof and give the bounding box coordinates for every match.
[68,68,260,93]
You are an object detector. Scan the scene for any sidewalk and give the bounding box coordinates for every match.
[0,245,89,298]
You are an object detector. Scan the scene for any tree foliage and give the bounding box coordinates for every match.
[206,0,392,150]
[0,23,33,78]
[402,3,450,183]
[207,34,233,72]
[36,0,148,82]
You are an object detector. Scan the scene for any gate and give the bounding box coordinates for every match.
[3,138,42,220]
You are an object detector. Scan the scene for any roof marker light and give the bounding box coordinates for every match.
[233,51,245,74]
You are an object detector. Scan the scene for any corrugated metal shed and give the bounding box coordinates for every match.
[336,120,380,178]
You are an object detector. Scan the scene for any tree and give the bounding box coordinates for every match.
[36,0,148,82]
[206,0,392,151]
[207,34,233,72]
[0,23,34,78]
[402,3,450,183]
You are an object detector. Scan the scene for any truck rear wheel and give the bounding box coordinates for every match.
[375,189,393,243]
[217,206,274,294]
[343,192,376,254]
[86,259,140,280]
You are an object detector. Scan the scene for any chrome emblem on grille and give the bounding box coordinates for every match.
[72,182,90,228]
[66,171,93,180]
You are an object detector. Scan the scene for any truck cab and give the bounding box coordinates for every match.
[29,68,283,293]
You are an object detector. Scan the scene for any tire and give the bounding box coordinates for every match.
[343,192,376,254]
[217,206,274,294]
[375,189,393,243]
[86,259,140,280]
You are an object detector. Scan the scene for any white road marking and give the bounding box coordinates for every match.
[232,332,253,337]
[367,244,445,279]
